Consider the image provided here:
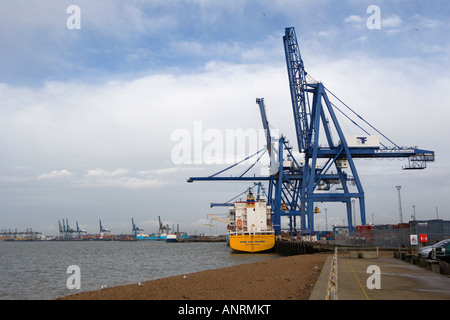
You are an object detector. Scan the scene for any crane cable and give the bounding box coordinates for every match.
[324,87,401,149]
[305,73,401,149]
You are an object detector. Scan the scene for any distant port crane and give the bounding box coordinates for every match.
[99,219,110,233]
[131,218,144,238]
[158,216,170,234]
[0,228,41,240]
[75,221,86,238]
[188,27,435,236]
[58,219,77,239]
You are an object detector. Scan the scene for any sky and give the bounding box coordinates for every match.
[0,0,449,236]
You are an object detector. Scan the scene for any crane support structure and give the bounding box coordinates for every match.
[206,214,230,224]
[188,27,435,236]
[131,218,144,238]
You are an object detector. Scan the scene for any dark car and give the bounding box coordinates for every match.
[433,241,450,261]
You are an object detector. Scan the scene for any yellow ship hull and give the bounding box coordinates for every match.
[229,234,275,253]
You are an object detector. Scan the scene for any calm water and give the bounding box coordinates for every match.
[0,241,279,300]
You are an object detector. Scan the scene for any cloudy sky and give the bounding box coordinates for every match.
[0,0,449,236]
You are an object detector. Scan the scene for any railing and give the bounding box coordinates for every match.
[229,230,275,236]
[326,247,338,300]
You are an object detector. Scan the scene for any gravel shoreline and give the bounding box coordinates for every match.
[57,253,329,300]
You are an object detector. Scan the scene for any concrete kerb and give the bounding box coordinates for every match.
[309,254,334,300]
[310,247,339,300]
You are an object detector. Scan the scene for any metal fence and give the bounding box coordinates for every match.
[331,219,450,248]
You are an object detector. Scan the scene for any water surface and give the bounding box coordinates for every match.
[0,241,279,300]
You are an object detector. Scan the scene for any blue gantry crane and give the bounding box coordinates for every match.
[131,218,143,238]
[99,219,110,233]
[188,27,435,236]
[75,221,86,238]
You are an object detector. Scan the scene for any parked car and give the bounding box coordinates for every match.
[433,240,450,261]
[418,239,450,259]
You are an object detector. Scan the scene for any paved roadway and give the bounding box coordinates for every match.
[310,253,450,300]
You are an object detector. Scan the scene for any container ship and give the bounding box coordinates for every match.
[227,190,275,253]
[136,233,166,240]
[165,233,178,242]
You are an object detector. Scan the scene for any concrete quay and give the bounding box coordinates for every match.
[310,253,450,300]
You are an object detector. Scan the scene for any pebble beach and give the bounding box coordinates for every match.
[57,253,329,300]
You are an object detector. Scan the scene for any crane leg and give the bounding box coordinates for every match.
[346,201,354,234]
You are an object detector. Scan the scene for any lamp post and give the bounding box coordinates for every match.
[352,199,356,227]
[396,186,403,223]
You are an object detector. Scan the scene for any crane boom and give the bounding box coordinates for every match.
[283,27,310,152]
[256,98,278,175]
[256,98,272,154]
